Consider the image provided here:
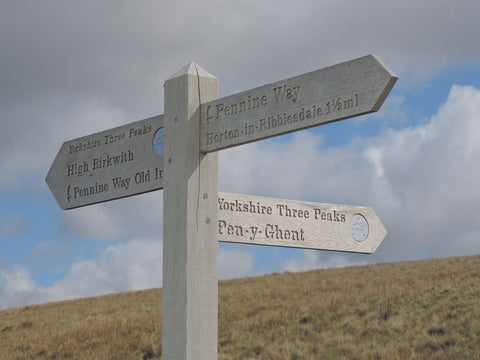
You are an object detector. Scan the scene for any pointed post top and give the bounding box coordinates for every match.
[163,57,219,360]
[166,62,217,82]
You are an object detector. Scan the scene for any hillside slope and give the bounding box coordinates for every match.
[1,255,480,359]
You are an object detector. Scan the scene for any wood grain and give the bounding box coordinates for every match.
[46,115,164,209]
[162,63,219,360]
[217,192,386,253]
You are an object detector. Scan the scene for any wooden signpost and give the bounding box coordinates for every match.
[46,55,397,360]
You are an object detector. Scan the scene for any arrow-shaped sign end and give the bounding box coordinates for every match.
[369,54,399,112]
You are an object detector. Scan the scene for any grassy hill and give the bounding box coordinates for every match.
[1,255,480,359]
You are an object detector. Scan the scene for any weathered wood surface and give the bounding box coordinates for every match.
[162,63,219,360]
[217,192,386,253]
[47,55,397,210]
[45,115,164,209]
[45,55,396,360]
[200,54,397,152]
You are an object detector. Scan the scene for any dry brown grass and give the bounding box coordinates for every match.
[1,255,480,359]
[0,290,162,359]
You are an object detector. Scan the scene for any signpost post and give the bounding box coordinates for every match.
[162,63,219,359]
[46,55,397,360]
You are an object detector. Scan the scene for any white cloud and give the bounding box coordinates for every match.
[60,191,163,240]
[219,130,370,204]
[0,238,163,309]
[282,250,366,272]
[1,98,129,192]
[368,85,480,259]
[0,265,38,309]
[50,238,163,298]
[60,205,120,240]
[0,237,257,309]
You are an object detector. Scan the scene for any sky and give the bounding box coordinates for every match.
[1,0,480,309]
